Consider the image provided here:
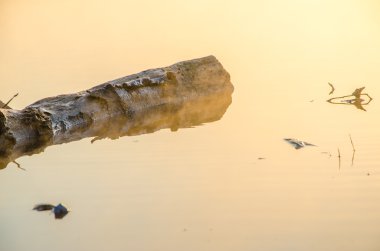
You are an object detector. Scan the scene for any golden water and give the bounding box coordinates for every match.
[1,1,380,250]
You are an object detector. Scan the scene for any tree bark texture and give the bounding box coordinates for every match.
[0,56,233,168]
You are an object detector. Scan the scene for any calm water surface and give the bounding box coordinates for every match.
[1,1,380,251]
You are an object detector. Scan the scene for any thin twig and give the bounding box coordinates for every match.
[349,134,356,152]
[12,160,26,171]
[328,82,335,95]
[91,136,104,144]
[2,93,19,108]
[351,151,356,167]
[337,147,341,170]
[349,134,356,166]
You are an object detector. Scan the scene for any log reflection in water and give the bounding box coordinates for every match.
[0,56,234,169]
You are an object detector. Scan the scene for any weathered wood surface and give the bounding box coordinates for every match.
[0,56,234,168]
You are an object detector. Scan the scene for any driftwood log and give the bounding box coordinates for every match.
[0,56,233,168]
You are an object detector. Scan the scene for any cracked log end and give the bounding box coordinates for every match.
[0,56,233,168]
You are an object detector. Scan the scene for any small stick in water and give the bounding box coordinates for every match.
[2,93,19,108]
[349,134,356,152]
[12,160,25,171]
[349,134,356,166]
[337,147,341,170]
[328,83,335,95]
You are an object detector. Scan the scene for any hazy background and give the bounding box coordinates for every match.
[1,1,380,251]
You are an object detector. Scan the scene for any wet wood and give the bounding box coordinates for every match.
[0,56,234,168]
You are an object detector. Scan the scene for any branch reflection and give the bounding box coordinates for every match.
[327,87,373,111]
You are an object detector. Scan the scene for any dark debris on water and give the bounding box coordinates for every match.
[33,203,69,219]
